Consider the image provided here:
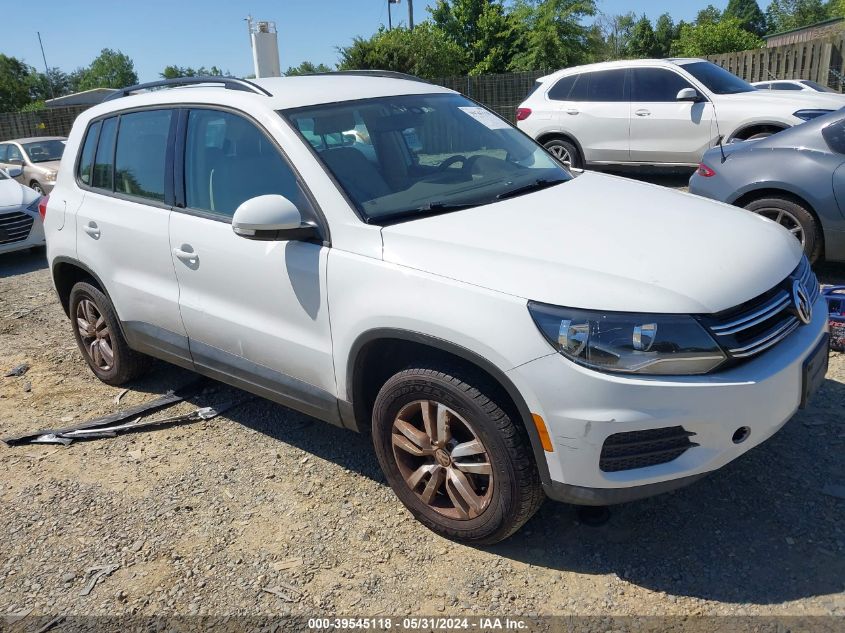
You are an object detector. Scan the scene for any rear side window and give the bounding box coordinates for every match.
[92,117,117,190]
[114,110,172,201]
[773,82,802,91]
[631,68,695,102]
[183,109,306,218]
[586,69,627,102]
[77,121,101,185]
[756,83,770,89]
[548,75,578,101]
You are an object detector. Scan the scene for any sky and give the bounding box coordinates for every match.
[1,1,733,83]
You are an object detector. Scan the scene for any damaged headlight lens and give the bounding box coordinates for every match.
[528,302,727,375]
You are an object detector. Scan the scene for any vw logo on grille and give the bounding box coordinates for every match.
[792,279,813,325]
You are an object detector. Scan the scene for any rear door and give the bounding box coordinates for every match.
[549,69,630,163]
[74,109,189,365]
[629,67,715,165]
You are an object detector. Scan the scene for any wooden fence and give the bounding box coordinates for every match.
[707,34,845,88]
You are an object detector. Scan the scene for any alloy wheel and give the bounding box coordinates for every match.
[76,299,114,371]
[754,207,805,247]
[391,400,494,520]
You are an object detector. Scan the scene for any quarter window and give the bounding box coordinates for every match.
[92,117,117,190]
[548,75,578,101]
[772,82,802,90]
[114,110,172,201]
[183,109,306,218]
[77,121,101,185]
[632,68,696,102]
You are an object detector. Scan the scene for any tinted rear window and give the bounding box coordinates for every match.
[92,117,117,190]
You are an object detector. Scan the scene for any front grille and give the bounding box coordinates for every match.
[702,257,819,361]
[600,426,697,472]
[0,211,34,245]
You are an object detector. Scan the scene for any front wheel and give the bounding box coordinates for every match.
[743,196,821,262]
[30,181,45,195]
[372,366,544,544]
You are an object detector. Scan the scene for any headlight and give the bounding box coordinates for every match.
[26,198,41,214]
[528,302,727,375]
[793,109,832,121]
[45,171,57,182]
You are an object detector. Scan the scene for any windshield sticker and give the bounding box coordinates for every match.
[458,107,510,130]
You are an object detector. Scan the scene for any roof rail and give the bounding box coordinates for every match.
[297,70,430,84]
[103,76,272,102]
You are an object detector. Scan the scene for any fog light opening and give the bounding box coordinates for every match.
[732,426,751,444]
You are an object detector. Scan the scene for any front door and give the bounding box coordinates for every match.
[628,67,716,165]
[168,108,337,421]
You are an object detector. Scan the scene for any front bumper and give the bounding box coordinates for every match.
[0,209,45,255]
[508,294,829,504]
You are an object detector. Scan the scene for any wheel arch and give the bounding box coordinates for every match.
[346,329,552,485]
[726,121,789,141]
[730,187,825,256]
[52,257,110,317]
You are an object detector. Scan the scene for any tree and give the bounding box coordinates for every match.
[28,67,72,102]
[595,12,637,59]
[627,15,660,58]
[0,54,33,111]
[285,61,334,76]
[654,13,678,57]
[508,0,598,71]
[160,65,226,79]
[829,0,845,17]
[672,16,763,55]
[696,5,723,24]
[338,23,467,78]
[724,0,766,35]
[766,0,829,33]
[76,49,138,90]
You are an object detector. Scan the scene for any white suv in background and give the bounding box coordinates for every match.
[43,74,828,544]
[517,58,845,168]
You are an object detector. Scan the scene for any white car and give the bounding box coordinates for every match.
[517,58,845,168]
[753,79,845,95]
[0,167,45,255]
[43,74,828,543]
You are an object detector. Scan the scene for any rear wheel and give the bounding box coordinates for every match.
[29,181,45,195]
[743,196,821,262]
[372,366,544,544]
[543,138,582,169]
[69,282,151,385]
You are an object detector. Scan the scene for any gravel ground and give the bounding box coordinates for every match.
[1,179,844,621]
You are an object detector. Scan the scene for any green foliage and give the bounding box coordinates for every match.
[507,0,598,71]
[654,13,679,57]
[284,61,334,76]
[766,0,829,33]
[696,5,723,25]
[338,24,467,78]
[829,0,845,17]
[161,65,226,79]
[724,0,767,35]
[627,15,660,58]
[20,100,45,112]
[595,12,636,59]
[76,49,138,90]
[672,16,764,56]
[0,54,33,112]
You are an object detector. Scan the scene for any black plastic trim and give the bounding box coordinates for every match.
[104,76,272,101]
[543,472,708,506]
[122,320,194,371]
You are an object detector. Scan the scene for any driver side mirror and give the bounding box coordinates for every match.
[232,195,320,242]
[676,88,702,102]
[7,167,22,178]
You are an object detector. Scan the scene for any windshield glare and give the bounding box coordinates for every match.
[283,93,569,222]
[22,139,65,163]
[680,61,754,95]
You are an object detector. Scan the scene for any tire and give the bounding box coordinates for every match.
[744,132,774,141]
[743,196,822,262]
[372,366,544,544]
[543,138,582,169]
[69,281,151,385]
[30,181,45,195]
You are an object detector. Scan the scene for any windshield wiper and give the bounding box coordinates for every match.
[495,178,567,201]
[369,201,482,225]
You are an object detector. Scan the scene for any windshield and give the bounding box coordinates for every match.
[680,61,754,95]
[802,80,837,93]
[22,139,65,163]
[282,93,570,223]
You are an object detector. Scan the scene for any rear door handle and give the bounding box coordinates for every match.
[173,245,198,263]
[566,108,579,115]
[83,222,100,239]
[635,109,651,117]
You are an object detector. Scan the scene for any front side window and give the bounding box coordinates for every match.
[114,110,172,201]
[283,93,570,223]
[184,109,306,218]
[679,61,754,95]
[632,68,695,102]
[77,121,101,185]
[22,139,65,163]
[92,117,117,190]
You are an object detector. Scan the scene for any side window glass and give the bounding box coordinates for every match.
[587,69,626,102]
[77,121,101,185]
[568,73,588,101]
[632,68,694,102]
[756,83,770,89]
[778,83,802,90]
[184,109,306,218]
[0,145,7,162]
[548,75,577,101]
[92,117,117,190]
[114,110,172,201]
[7,145,23,162]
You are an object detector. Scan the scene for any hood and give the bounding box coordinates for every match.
[381,172,802,314]
[0,177,38,209]
[730,89,845,111]
[29,160,61,174]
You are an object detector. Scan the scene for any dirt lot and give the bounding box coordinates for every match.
[1,185,844,622]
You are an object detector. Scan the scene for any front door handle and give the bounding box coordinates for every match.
[635,109,651,117]
[173,245,198,264]
[83,222,100,239]
[566,108,579,115]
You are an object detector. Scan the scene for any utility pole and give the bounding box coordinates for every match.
[407,0,414,29]
[388,0,392,30]
[37,31,54,98]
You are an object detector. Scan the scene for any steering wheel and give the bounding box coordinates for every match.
[436,155,469,171]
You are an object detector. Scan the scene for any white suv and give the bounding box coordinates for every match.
[517,58,845,168]
[43,74,829,543]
